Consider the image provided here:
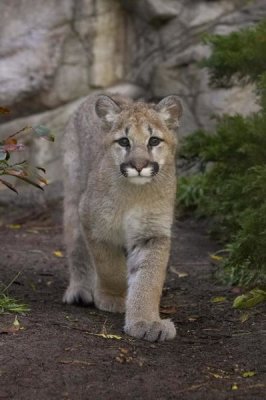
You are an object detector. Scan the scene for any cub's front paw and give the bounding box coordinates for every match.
[124,319,176,342]
[63,283,93,306]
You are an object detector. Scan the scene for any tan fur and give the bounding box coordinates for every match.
[63,93,182,341]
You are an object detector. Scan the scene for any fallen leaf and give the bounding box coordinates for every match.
[59,360,93,366]
[177,272,188,278]
[209,372,224,379]
[160,305,177,315]
[13,316,20,330]
[53,250,64,258]
[169,266,189,278]
[242,371,256,378]
[119,347,129,354]
[89,333,122,340]
[0,107,11,114]
[231,383,238,390]
[6,224,21,229]
[188,316,199,322]
[115,348,142,365]
[239,312,249,323]
[26,229,39,234]
[210,254,223,261]
[0,316,23,334]
[211,296,227,303]
[115,356,124,363]
[233,289,266,309]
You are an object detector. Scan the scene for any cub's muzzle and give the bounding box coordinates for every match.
[120,161,159,178]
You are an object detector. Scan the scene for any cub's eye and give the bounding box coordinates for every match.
[148,137,162,147]
[117,137,130,147]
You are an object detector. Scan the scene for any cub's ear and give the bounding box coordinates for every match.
[95,95,121,126]
[155,95,183,129]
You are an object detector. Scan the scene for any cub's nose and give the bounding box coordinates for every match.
[129,160,149,172]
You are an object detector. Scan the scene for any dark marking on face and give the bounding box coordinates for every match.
[148,125,153,136]
[151,162,159,176]
[120,162,128,177]
[125,126,130,136]
[122,246,128,258]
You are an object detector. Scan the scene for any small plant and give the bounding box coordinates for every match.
[0,107,54,193]
[177,20,266,288]
[0,294,30,314]
[0,270,30,315]
[178,174,206,210]
[0,107,54,313]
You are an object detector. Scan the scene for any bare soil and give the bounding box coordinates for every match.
[0,205,265,400]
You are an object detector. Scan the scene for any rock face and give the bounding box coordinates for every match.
[0,0,265,184]
[0,0,125,119]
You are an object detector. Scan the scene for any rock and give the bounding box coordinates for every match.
[121,0,179,25]
[196,84,260,131]
[1,0,266,197]
[0,0,125,119]
[107,82,146,100]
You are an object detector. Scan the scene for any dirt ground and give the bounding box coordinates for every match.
[0,205,265,400]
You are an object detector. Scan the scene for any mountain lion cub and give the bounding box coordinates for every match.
[63,93,182,341]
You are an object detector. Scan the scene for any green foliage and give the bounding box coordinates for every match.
[0,293,30,314]
[178,174,206,210]
[177,20,266,288]
[202,20,266,88]
[0,110,54,313]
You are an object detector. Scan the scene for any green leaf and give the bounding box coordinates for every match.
[211,296,227,303]
[233,289,266,309]
[0,294,30,314]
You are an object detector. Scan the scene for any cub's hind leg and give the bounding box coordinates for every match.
[63,202,95,306]
[87,240,127,313]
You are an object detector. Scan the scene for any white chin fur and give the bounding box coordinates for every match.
[127,168,139,177]
[128,176,152,185]
[126,166,153,178]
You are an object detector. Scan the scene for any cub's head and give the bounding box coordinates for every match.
[95,94,183,185]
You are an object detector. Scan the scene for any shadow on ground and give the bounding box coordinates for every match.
[0,205,265,400]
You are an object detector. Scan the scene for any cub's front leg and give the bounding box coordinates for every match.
[125,237,176,342]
